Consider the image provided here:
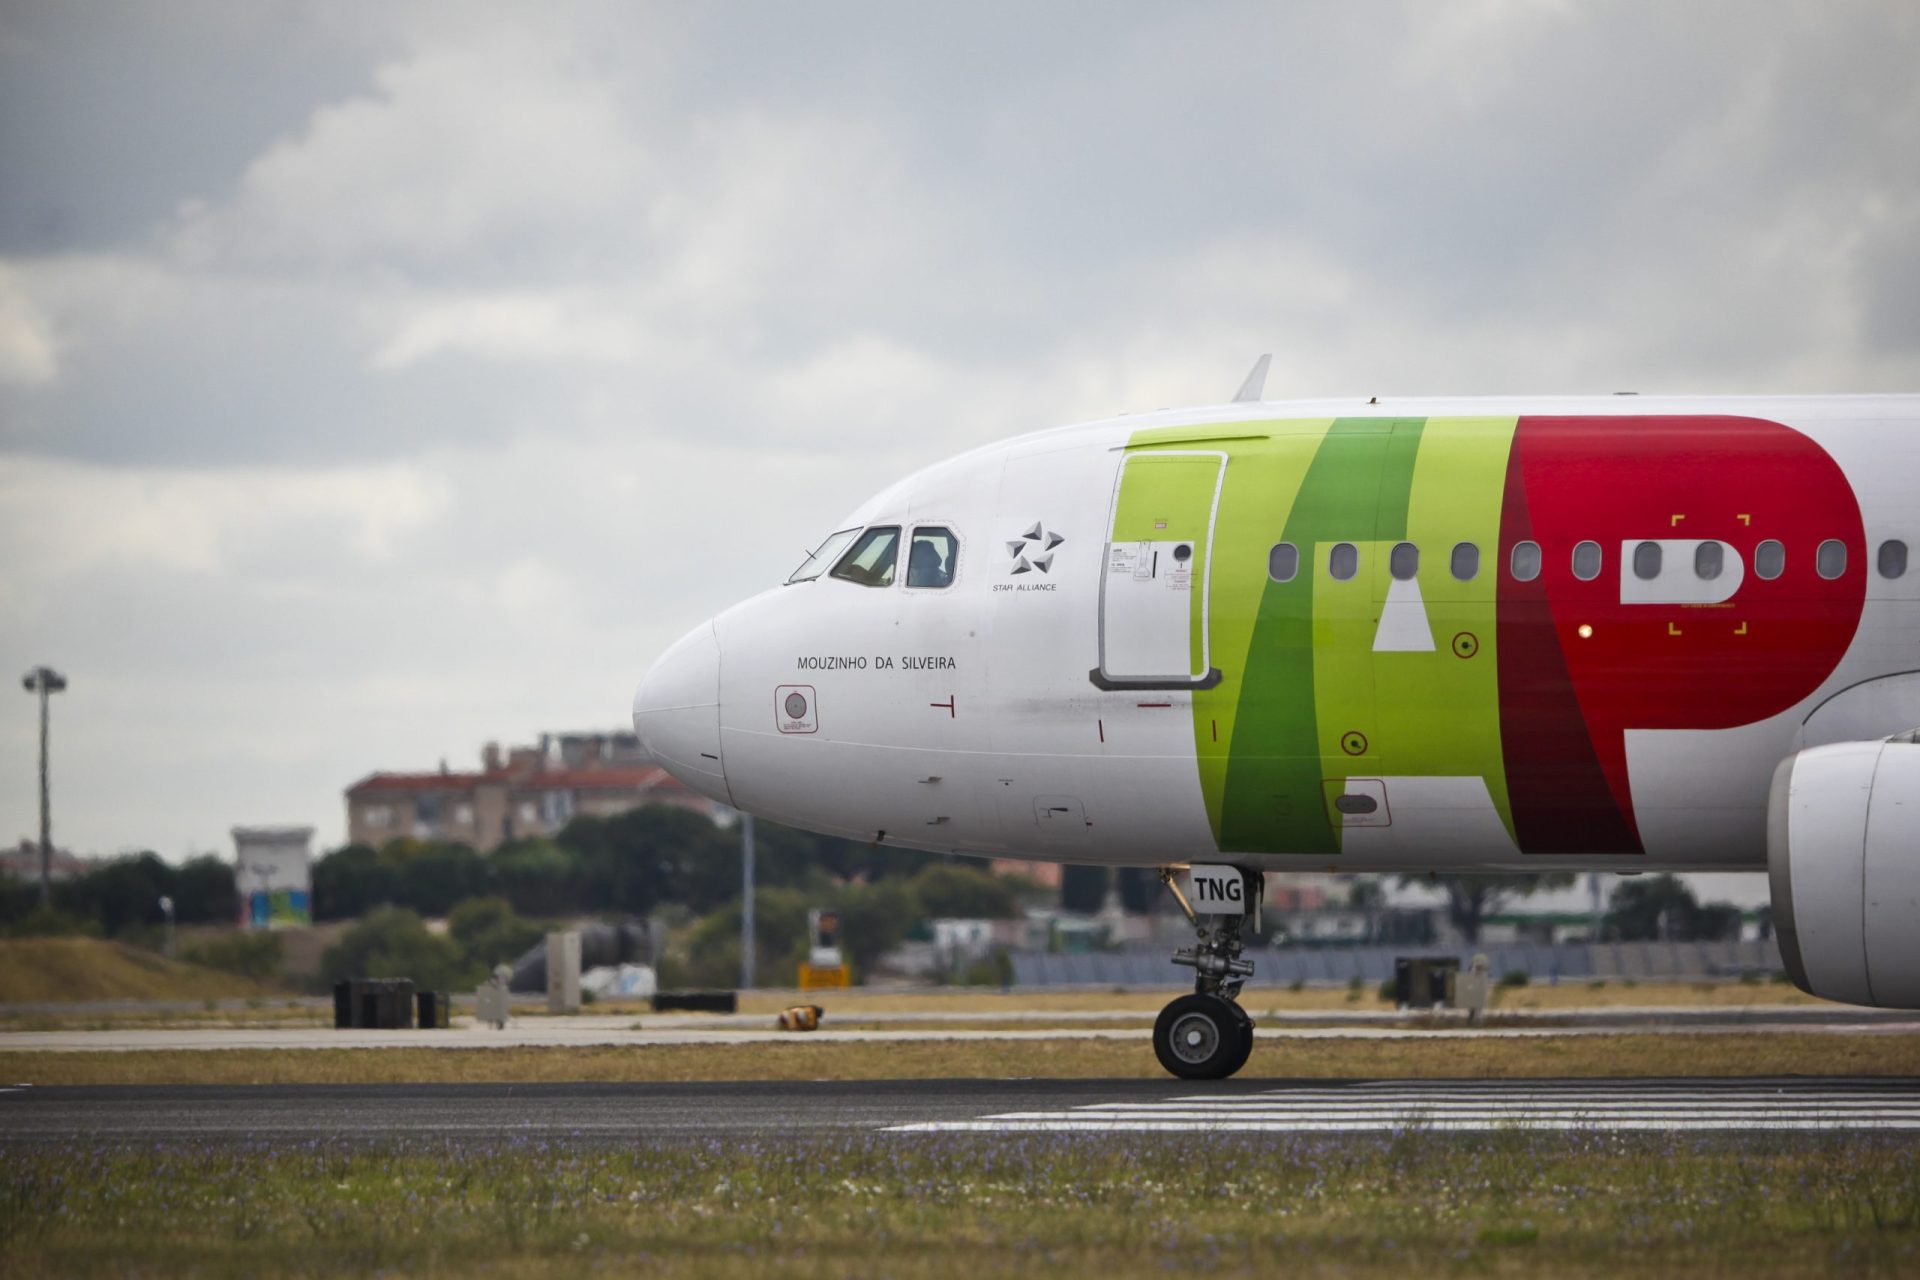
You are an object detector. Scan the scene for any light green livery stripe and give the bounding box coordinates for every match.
[1382,417,1518,841]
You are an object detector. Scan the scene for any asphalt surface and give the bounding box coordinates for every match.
[6,1077,1919,1144]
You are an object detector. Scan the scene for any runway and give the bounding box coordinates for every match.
[5,1077,1917,1143]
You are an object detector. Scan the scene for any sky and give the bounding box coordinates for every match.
[2,3,1917,907]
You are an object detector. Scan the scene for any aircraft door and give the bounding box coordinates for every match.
[1094,450,1226,690]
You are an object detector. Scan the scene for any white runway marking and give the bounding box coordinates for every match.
[888,1080,1920,1133]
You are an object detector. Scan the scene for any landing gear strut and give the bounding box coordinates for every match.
[1153,866,1260,1080]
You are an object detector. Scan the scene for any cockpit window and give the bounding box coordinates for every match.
[787,527,860,584]
[830,526,901,587]
[906,527,958,589]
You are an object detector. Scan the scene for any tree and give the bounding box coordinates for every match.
[447,896,545,971]
[171,855,238,924]
[1605,874,1742,942]
[382,839,489,918]
[59,852,174,936]
[1060,865,1109,914]
[320,906,469,990]
[910,864,1019,919]
[830,878,919,976]
[312,844,394,920]
[486,839,580,917]
[1397,873,1577,943]
[1116,867,1160,914]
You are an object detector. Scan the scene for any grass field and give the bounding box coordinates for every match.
[3,1131,1916,1277]
[6,1032,1919,1086]
[0,938,274,1003]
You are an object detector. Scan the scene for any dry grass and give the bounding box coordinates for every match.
[5,1032,1918,1087]
[0,939,274,1003]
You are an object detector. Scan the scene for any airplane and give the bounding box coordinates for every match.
[633,364,1920,1079]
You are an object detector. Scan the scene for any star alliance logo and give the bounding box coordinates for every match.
[1006,522,1065,574]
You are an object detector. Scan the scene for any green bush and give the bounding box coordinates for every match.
[1,904,100,938]
[909,864,1019,919]
[1499,969,1531,988]
[446,897,543,972]
[957,948,1014,988]
[320,906,469,991]
[1377,977,1398,1003]
[181,931,282,981]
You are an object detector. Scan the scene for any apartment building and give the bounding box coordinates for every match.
[345,731,721,852]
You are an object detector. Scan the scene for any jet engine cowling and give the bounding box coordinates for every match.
[1768,736,1920,1007]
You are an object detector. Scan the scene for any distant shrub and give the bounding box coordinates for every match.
[1498,969,1531,988]
[1377,977,1397,1004]
[181,931,283,982]
[1,905,99,938]
[958,949,1014,988]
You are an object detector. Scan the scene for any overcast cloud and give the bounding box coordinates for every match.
[2,2,1917,875]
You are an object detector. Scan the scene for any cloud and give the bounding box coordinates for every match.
[3,2,1920,856]
[0,265,57,385]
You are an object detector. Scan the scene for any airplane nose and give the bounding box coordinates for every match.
[632,620,731,805]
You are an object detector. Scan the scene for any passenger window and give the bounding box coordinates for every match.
[1694,542,1723,580]
[1510,541,1541,582]
[1817,539,1847,580]
[1878,540,1908,579]
[829,526,901,587]
[788,528,860,584]
[1633,541,1662,581]
[1755,540,1785,580]
[906,527,958,589]
[1268,542,1298,582]
[1451,542,1479,581]
[1572,541,1602,581]
[1389,542,1419,581]
[1328,542,1358,581]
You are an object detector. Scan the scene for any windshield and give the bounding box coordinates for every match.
[830,526,901,587]
[787,528,861,584]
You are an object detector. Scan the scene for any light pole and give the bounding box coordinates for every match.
[20,666,66,908]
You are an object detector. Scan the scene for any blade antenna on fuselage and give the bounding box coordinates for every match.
[1232,353,1271,403]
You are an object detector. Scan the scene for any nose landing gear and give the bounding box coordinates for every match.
[1152,866,1261,1080]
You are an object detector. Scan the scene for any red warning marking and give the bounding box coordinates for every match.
[1211,719,1218,742]
[930,696,955,718]
[1137,702,1172,709]
[1097,719,1105,743]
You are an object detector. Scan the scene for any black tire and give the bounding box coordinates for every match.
[1153,993,1249,1080]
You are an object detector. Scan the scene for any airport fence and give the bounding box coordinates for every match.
[1009,938,1784,989]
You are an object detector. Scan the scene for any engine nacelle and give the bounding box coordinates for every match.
[1768,736,1920,1007]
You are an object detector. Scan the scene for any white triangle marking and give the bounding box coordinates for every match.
[1373,575,1436,652]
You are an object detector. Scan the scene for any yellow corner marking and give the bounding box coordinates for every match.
[1735,621,1748,636]
[1737,513,1751,525]
[1671,514,1686,526]
[1668,622,1683,636]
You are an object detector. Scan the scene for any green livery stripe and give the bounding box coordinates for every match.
[1382,417,1518,841]
[1217,419,1397,853]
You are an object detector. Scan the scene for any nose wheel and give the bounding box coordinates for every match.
[1153,992,1254,1080]
[1154,865,1262,1080]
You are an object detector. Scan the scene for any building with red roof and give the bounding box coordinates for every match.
[345,731,721,851]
